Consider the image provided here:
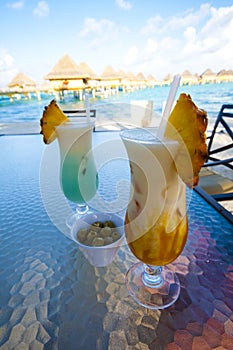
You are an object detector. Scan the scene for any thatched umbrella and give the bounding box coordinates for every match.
[8,72,36,88]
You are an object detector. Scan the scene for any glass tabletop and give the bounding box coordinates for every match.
[0,133,232,350]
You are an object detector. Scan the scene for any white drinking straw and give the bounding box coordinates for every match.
[157,74,181,139]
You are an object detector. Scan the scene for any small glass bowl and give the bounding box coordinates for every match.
[70,212,125,267]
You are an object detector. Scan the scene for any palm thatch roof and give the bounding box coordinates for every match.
[147,74,156,81]
[181,69,193,78]
[126,71,136,80]
[78,61,96,77]
[201,68,216,77]
[8,72,36,88]
[44,54,87,80]
[217,69,233,76]
[136,72,146,81]
[117,69,128,79]
[101,65,121,79]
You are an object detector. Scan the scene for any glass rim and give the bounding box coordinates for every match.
[120,128,178,145]
[56,120,95,129]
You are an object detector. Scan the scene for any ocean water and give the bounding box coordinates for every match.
[0,82,233,127]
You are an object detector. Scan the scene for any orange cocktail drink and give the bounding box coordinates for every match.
[121,128,188,309]
[122,129,188,266]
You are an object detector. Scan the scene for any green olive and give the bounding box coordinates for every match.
[92,221,104,228]
[100,227,112,238]
[86,230,97,244]
[77,228,88,243]
[104,220,115,228]
[112,231,121,242]
[104,236,113,245]
[89,225,100,233]
[92,237,105,246]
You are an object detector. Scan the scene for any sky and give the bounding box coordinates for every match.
[0,0,233,87]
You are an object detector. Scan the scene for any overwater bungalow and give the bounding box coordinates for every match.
[146,74,157,87]
[135,72,147,89]
[44,54,90,99]
[180,70,199,85]
[100,66,121,84]
[8,72,37,91]
[77,61,101,95]
[97,66,122,95]
[200,68,217,84]
[116,69,131,92]
[217,69,233,83]
[162,73,173,85]
[111,71,135,91]
[3,72,40,101]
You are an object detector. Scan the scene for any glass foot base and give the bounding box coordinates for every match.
[125,262,180,310]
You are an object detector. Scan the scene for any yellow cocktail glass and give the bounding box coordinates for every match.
[121,128,188,309]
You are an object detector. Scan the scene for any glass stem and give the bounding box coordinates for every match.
[142,265,164,288]
[66,204,89,229]
[76,203,89,215]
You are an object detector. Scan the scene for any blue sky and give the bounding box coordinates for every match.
[0,0,233,87]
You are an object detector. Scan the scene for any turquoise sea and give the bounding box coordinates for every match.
[0,82,232,128]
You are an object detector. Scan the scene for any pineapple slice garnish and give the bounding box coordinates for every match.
[164,93,208,188]
[40,99,69,144]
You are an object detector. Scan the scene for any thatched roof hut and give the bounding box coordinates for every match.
[117,69,128,79]
[217,69,233,82]
[200,68,217,83]
[181,70,199,85]
[99,66,122,88]
[146,74,156,87]
[78,61,96,78]
[162,73,173,85]
[126,71,136,81]
[44,55,89,91]
[101,65,121,80]
[8,72,37,89]
[147,74,156,81]
[136,72,146,81]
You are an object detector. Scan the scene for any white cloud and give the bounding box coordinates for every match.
[140,4,211,36]
[145,38,158,54]
[0,51,14,69]
[33,1,49,17]
[0,50,18,87]
[124,46,139,65]
[78,17,118,48]
[140,15,163,36]
[165,3,212,32]
[126,4,233,79]
[115,0,132,10]
[6,1,24,9]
